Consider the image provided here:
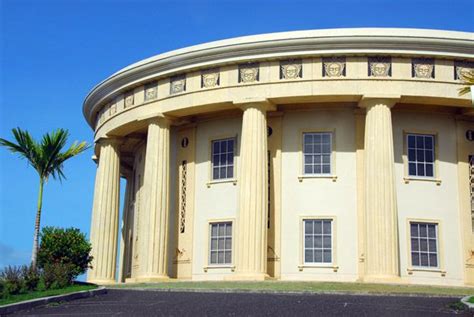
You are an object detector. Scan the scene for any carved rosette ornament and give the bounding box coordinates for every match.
[170,75,186,94]
[455,61,474,80]
[239,63,259,83]
[201,69,220,88]
[412,58,434,78]
[109,103,117,115]
[369,57,391,77]
[124,91,134,108]
[280,60,302,79]
[144,82,158,101]
[323,57,346,77]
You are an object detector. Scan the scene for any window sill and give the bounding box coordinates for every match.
[298,264,339,272]
[403,177,441,186]
[203,265,235,272]
[298,175,337,182]
[407,267,446,276]
[206,179,237,188]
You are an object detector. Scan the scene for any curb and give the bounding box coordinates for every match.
[0,286,106,316]
[108,286,466,299]
[461,296,474,311]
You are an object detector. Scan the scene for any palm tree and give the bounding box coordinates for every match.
[0,128,89,267]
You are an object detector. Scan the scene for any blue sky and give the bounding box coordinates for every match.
[1,0,473,272]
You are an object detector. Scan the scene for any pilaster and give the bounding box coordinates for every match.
[359,96,401,282]
[135,117,171,281]
[88,138,121,284]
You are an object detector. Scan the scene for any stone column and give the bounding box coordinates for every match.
[360,96,400,281]
[136,117,170,281]
[233,101,274,280]
[88,138,121,284]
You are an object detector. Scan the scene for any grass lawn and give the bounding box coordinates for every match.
[110,280,474,297]
[0,284,97,306]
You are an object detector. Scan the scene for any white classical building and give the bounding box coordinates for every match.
[83,28,474,286]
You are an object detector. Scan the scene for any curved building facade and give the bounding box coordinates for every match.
[83,28,474,286]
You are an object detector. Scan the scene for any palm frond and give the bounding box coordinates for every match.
[459,69,474,96]
[0,128,42,174]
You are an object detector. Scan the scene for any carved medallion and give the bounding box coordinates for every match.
[109,103,117,115]
[170,75,186,94]
[323,57,346,77]
[201,69,220,88]
[412,58,434,78]
[280,60,302,79]
[144,82,157,101]
[455,61,474,80]
[369,57,391,77]
[124,91,134,107]
[239,63,259,83]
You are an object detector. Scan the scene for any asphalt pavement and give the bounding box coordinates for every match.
[11,289,472,316]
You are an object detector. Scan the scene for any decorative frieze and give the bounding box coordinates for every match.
[412,58,435,78]
[368,57,391,77]
[144,82,158,101]
[280,59,302,79]
[170,75,186,94]
[239,63,259,83]
[109,103,117,116]
[124,91,134,108]
[323,57,346,77]
[454,61,474,80]
[201,68,220,88]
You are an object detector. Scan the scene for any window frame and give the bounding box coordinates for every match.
[204,219,235,271]
[299,216,338,271]
[298,129,337,182]
[406,218,445,274]
[208,135,238,186]
[403,130,440,185]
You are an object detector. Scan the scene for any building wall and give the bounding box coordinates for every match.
[280,107,359,281]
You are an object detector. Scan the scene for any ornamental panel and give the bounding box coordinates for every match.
[412,58,435,79]
[280,59,302,79]
[124,91,134,108]
[201,68,220,88]
[454,61,474,80]
[144,82,158,101]
[323,57,346,77]
[170,75,186,94]
[368,57,391,77]
[239,63,259,83]
[180,160,187,233]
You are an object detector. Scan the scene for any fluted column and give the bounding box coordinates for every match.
[88,138,121,284]
[136,117,170,281]
[360,96,400,281]
[233,102,273,280]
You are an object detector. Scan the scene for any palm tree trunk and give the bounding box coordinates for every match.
[31,177,44,268]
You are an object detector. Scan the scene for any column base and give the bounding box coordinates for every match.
[362,275,402,284]
[131,275,171,283]
[87,278,116,285]
[225,273,270,281]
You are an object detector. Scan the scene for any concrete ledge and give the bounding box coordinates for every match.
[0,286,106,315]
[461,295,474,311]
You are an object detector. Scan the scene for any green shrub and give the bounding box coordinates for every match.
[0,265,25,295]
[0,279,5,298]
[37,226,93,283]
[21,265,40,291]
[43,263,75,290]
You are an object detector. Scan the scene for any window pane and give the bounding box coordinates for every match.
[218,251,224,263]
[429,254,438,267]
[425,150,433,163]
[416,136,424,148]
[323,221,331,234]
[220,167,226,178]
[305,250,313,263]
[412,252,420,266]
[218,238,225,249]
[305,235,313,248]
[419,225,427,237]
[322,134,330,144]
[314,155,321,164]
[225,238,231,249]
[323,250,332,263]
[211,238,217,250]
[425,164,433,177]
[314,165,322,174]
[218,225,225,236]
[225,251,232,264]
[420,239,427,251]
[428,239,437,252]
[425,136,433,149]
[408,135,416,148]
[410,224,419,236]
[211,225,218,236]
[227,167,233,178]
[304,144,313,153]
[315,145,322,154]
[213,167,219,179]
[411,238,419,251]
[417,163,425,176]
[420,253,429,266]
[427,225,436,238]
[323,236,331,248]
[304,134,312,144]
[210,251,217,264]
[315,236,322,248]
[314,134,321,143]
[227,153,234,164]
[408,163,416,176]
[314,250,323,262]
[304,165,313,174]
[314,221,322,234]
[221,141,227,152]
[416,150,425,161]
[304,220,313,234]
[322,165,330,174]
[322,144,330,153]
[213,141,219,153]
[305,155,312,164]
[228,139,234,151]
[322,155,330,164]
[408,149,416,161]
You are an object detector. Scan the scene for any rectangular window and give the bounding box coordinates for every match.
[304,219,332,264]
[410,222,439,268]
[209,222,232,265]
[303,132,332,175]
[407,134,435,177]
[211,138,235,180]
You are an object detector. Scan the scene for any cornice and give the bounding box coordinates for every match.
[83,28,474,127]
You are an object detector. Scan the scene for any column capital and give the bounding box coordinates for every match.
[358,94,401,109]
[96,136,123,147]
[138,113,175,126]
[233,98,276,112]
